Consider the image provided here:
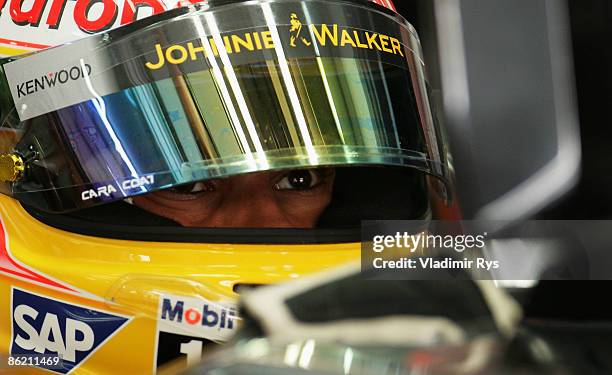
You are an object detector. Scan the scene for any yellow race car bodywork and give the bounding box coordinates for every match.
[0,195,359,374]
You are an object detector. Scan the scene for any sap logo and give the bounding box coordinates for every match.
[13,304,93,362]
[11,288,130,374]
[161,298,237,330]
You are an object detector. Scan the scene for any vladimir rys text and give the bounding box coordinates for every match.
[372,257,500,271]
[368,232,500,272]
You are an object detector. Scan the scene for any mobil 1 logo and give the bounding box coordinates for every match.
[155,294,239,369]
[10,287,130,374]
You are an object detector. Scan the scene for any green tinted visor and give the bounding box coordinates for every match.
[0,0,450,213]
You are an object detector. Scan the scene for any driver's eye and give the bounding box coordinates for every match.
[275,170,322,191]
[168,181,215,194]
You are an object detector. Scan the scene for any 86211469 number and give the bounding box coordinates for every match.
[6,354,63,369]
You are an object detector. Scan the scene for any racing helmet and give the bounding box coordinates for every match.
[0,0,458,373]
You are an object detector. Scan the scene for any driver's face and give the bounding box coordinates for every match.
[133,168,335,228]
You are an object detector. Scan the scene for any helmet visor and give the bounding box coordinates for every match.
[0,0,449,213]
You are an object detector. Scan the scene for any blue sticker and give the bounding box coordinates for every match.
[11,288,129,374]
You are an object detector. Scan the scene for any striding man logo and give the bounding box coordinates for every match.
[289,13,312,47]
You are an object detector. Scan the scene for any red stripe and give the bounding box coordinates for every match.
[0,219,75,291]
[0,37,50,50]
[384,0,397,11]
[370,0,396,11]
